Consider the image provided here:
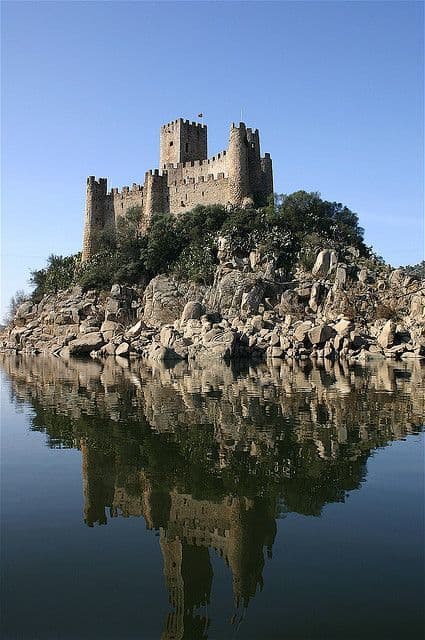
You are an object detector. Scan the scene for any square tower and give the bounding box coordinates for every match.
[160,118,207,168]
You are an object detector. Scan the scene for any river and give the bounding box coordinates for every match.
[1,355,424,639]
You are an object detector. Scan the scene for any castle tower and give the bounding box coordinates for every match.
[80,439,115,526]
[160,533,212,640]
[143,169,168,222]
[261,153,273,202]
[160,118,207,169]
[81,177,108,262]
[227,123,252,207]
[246,128,262,202]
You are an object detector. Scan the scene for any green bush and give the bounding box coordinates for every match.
[30,253,80,300]
[172,234,217,285]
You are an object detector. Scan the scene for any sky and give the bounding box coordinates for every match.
[1,0,423,318]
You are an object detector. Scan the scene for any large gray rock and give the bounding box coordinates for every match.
[159,325,190,359]
[115,342,130,357]
[68,332,104,356]
[293,321,313,342]
[188,327,236,362]
[308,324,336,345]
[312,250,337,278]
[208,269,265,319]
[334,264,347,287]
[334,318,354,336]
[389,269,405,287]
[377,320,396,349]
[125,319,146,338]
[143,275,187,327]
[240,282,265,318]
[100,320,119,340]
[181,301,204,323]
[308,282,322,312]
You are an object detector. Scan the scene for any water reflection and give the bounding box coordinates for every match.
[1,355,424,639]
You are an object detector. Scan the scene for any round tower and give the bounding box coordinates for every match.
[143,170,168,225]
[82,176,108,262]
[227,123,251,207]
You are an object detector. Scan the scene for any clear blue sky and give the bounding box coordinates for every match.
[1,0,423,318]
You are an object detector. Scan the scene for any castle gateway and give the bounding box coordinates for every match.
[82,118,273,261]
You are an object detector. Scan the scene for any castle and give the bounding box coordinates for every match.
[82,118,273,261]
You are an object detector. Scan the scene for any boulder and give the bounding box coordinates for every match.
[100,320,119,340]
[159,325,180,348]
[68,332,104,356]
[308,324,336,345]
[389,269,405,287]
[312,250,337,278]
[208,269,265,318]
[358,268,368,283]
[308,283,322,312]
[240,283,265,317]
[143,275,187,327]
[294,321,313,342]
[377,320,396,349]
[333,318,354,336]
[334,264,347,287]
[181,301,204,323]
[115,342,130,357]
[110,284,122,298]
[188,328,236,361]
[125,319,146,338]
[15,301,33,319]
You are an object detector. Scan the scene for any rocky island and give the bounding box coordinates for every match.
[2,118,424,364]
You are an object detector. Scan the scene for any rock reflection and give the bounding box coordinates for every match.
[1,355,424,638]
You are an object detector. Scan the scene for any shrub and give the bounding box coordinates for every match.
[30,253,80,300]
[173,234,217,285]
[403,260,425,279]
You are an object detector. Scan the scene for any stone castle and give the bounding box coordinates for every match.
[82,118,273,261]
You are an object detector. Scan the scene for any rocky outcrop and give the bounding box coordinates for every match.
[142,275,204,327]
[2,248,424,365]
[207,268,265,318]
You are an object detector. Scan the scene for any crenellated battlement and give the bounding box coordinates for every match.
[162,149,227,172]
[87,176,107,189]
[230,121,247,130]
[109,183,144,196]
[161,117,206,131]
[82,117,273,261]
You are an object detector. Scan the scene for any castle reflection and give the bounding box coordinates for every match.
[1,355,424,639]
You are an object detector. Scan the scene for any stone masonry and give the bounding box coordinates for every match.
[82,118,273,261]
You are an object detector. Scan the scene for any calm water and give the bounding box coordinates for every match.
[1,355,424,640]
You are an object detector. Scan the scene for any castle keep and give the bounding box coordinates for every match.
[82,118,273,261]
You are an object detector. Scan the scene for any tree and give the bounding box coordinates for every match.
[3,289,28,325]
[30,254,79,300]
[277,191,366,254]
[403,260,425,279]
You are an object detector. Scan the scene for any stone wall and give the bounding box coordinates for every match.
[109,183,145,224]
[168,173,229,212]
